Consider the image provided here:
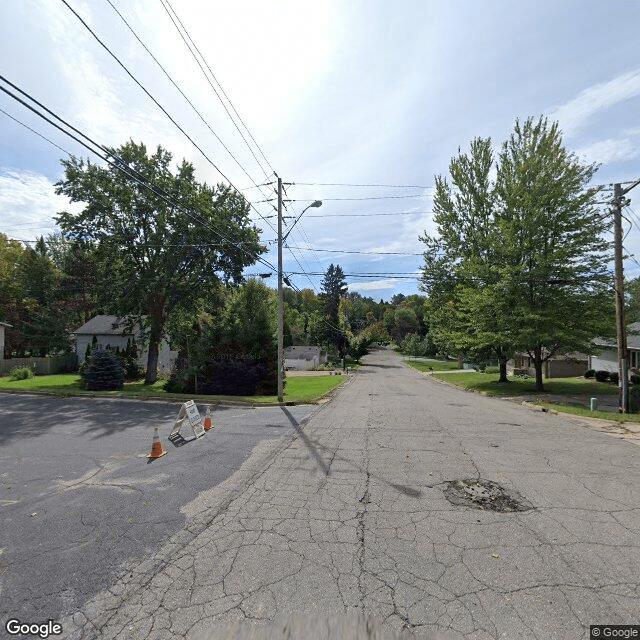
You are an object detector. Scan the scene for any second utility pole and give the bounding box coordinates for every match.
[277,175,284,403]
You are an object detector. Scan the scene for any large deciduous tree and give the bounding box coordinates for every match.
[421,117,614,391]
[55,140,265,384]
[496,117,613,390]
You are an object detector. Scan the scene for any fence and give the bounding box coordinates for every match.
[0,354,78,376]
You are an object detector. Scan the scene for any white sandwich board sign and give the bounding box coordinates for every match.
[170,400,205,440]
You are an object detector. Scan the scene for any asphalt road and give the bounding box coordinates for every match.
[4,348,640,639]
[0,395,315,634]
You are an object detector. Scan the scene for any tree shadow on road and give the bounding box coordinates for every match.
[280,407,422,499]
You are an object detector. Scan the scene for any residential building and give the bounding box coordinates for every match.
[589,322,640,373]
[284,345,328,371]
[72,315,177,373]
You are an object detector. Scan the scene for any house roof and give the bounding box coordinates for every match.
[594,322,640,350]
[72,315,141,336]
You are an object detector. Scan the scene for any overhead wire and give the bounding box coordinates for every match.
[104,0,277,232]
[289,182,433,188]
[287,194,425,202]
[304,210,430,218]
[0,78,277,273]
[284,246,423,256]
[159,0,273,181]
[60,0,275,231]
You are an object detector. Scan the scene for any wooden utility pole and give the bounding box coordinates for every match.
[613,182,629,412]
[277,176,284,402]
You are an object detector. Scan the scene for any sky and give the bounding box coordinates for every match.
[1,0,640,301]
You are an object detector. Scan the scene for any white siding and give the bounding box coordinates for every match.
[589,349,618,372]
[76,333,177,373]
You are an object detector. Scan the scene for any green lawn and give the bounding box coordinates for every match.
[404,358,462,372]
[0,373,346,404]
[537,401,640,423]
[430,371,640,421]
[431,371,619,396]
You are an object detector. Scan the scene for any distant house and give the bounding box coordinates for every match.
[589,322,640,373]
[0,321,11,358]
[72,315,177,373]
[285,345,328,371]
[509,351,588,378]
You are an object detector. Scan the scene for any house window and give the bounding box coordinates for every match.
[630,350,639,369]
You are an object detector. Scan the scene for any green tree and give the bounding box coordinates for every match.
[165,279,278,395]
[420,136,514,379]
[320,263,348,323]
[421,117,614,391]
[496,117,613,390]
[626,276,640,323]
[55,140,265,384]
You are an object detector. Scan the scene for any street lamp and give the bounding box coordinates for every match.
[277,183,322,401]
[283,200,323,242]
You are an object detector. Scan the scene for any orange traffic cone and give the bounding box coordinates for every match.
[203,405,213,431]
[148,426,167,459]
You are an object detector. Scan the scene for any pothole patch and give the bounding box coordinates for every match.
[443,478,533,512]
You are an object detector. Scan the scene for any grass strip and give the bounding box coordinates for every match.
[0,373,346,404]
[405,359,462,372]
[536,401,640,423]
[430,371,619,396]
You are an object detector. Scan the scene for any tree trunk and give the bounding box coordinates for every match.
[533,345,544,392]
[498,354,509,383]
[145,335,160,385]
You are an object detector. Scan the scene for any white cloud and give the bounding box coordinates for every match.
[0,169,82,240]
[348,279,399,292]
[551,68,640,138]
[574,137,640,165]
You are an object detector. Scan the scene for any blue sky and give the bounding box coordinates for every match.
[1,0,640,300]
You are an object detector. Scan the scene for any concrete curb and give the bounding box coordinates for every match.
[0,375,352,408]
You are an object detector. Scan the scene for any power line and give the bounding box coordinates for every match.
[60,0,269,227]
[284,245,423,256]
[245,181,433,189]
[104,0,276,233]
[287,271,421,279]
[159,0,274,181]
[0,107,70,157]
[291,194,426,202]
[304,210,431,218]
[0,78,276,273]
[291,182,432,188]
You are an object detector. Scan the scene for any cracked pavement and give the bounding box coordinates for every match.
[7,347,640,639]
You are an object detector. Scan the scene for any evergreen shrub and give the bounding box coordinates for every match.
[594,370,610,383]
[81,348,124,390]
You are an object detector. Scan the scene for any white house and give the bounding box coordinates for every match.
[72,315,177,373]
[588,322,640,373]
[284,345,328,371]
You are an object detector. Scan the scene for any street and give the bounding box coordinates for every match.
[3,347,640,639]
[0,395,315,634]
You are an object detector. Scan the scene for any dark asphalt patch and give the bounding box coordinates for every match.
[443,478,534,512]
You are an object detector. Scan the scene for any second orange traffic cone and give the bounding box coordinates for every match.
[203,405,213,431]
[148,426,167,459]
